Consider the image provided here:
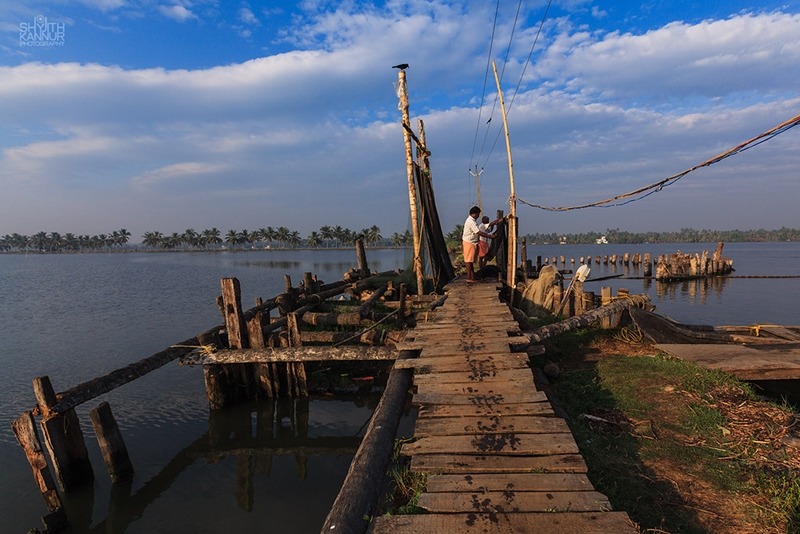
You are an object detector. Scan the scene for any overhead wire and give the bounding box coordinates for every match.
[469,0,528,207]
[516,112,800,211]
[475,0,554,174]
[467,0,501,206]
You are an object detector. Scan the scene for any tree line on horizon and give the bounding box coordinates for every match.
[525,227,800,245]
[0,225,415,253]
[3,225,798,254]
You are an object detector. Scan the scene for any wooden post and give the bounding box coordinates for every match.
[397,68,425,295]
[286,312,308,397]
[33,376,94,492]
[248,311,275,398]
[302,272,316,295]
[600,287,612,328]
[11,411,68,531]
[520,239,528,282]
[89,402,133,483]
[221,277,257,400]
[355,238,370,278]
[398,283,407,321]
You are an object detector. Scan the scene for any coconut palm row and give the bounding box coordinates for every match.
[2,225,414,252]
[0,230,132,252]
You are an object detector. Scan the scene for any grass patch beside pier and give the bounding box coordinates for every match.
[539,327,800,533]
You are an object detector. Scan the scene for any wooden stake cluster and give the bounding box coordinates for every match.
[10,243,390,531]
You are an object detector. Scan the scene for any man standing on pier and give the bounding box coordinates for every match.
[462,206,497,283]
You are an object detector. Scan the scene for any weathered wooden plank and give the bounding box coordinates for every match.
[414,416,570,437]
[410,453,587,474]
[425,472,593,492]
[393,353,528,370]
[414,381,535,396]
[412,368,533,384]
[418,490,611,513]
[417,401,553,419]
[656,343,800,380]
[416,343,517,356]
[401,433,579,456]
[368,512,637,533]
[412,391,546,406]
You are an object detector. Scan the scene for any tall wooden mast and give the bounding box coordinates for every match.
[492,60,518,289]
[397,67,425,295]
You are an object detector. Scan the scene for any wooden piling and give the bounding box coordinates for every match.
[11,411,68,531]
[33,376,94,492]
[89,402,133,483]
[356,238,370,277]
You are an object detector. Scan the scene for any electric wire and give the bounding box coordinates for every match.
[474,1,554,177]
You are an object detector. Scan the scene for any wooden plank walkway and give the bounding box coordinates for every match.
[369,279,636,533]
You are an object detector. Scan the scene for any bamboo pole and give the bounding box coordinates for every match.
[397,68,425,295]
[491,60,517,290]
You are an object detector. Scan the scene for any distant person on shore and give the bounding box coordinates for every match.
[478,214,503,273]
[462,206,497,283]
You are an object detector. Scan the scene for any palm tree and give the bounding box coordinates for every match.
[332,225,345,247]
[287,230,302,249]
[182,229,199,249]
[201,228,222,249]
[142,231,164,249]
[390,232,403,247]
[368,225,382,246]
[31,231,48,252]
[257,227,275,248]
[319,225,334,247]
[63,233,79,251]
[275,227,290,248]
[48,232,62,252]
[306,231,321,248]
[224,229,240,248]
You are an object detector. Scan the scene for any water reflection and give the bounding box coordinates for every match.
[647,276,731,311]
[66,396,384,533]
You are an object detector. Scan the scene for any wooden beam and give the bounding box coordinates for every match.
[194,345,399,365]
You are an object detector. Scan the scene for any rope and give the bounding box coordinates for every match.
[518,112,800,211]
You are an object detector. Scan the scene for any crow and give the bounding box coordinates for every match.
[392,63,409,69]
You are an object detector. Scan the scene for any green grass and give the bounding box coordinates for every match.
[543,327,800,532]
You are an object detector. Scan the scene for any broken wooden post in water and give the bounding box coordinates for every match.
[11,411,68,532]
[89,401,134,483]
[33,375,94,492]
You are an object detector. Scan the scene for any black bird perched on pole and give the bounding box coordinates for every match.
[392,63,409,70]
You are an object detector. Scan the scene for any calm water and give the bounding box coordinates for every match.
[1,243,798,532]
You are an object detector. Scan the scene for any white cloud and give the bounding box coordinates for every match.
[158,4,196,22]
[239,7,259,25]
[0,5,798,238]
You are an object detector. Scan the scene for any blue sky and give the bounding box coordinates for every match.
[1,1,799,242]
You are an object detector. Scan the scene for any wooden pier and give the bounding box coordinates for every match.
[368,278,636,533]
